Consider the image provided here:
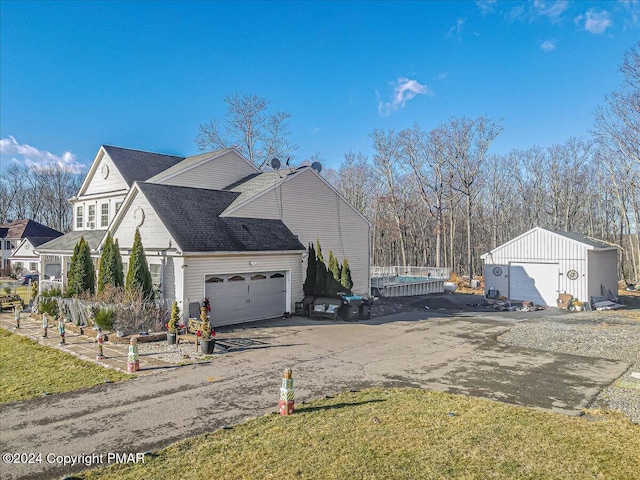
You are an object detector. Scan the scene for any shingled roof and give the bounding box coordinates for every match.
[551,230,620,250]
[137,182,305,253]
[102,145,184,186]
[36,230,106,254]
[0,219,63,240]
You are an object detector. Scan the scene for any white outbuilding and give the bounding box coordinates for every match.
[481,227,620,306]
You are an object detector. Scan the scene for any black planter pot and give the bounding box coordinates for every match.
[200,338,215,354]
[167,332,177,346]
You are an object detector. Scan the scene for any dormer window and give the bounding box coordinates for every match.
[76,206,84,229]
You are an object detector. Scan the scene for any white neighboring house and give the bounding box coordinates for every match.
[1,219,63,276]
[481,227,620,306]
[37,145,371,325]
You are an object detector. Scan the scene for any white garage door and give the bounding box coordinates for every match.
[204,272,286,326]
[509,262,559,306]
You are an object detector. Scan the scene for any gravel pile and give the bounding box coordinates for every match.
[137,340,215,364]
[498,313,640,423]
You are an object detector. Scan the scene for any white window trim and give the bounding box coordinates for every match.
[100,203,109,227]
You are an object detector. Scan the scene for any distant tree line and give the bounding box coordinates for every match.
[0,163,82,232]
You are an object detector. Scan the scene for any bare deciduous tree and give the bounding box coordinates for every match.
[195,93,298,170]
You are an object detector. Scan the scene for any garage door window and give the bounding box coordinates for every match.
[251,274,266,280]
[229,275,245,281]
[206,276,224,283]
[270,273,284,278]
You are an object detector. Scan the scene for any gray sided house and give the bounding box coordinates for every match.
[481,227,620,306]
[36,145,371,326]
[2,219,63,276]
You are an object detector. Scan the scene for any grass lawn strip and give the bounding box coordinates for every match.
[81,388,640,480]
[0,328,130,403]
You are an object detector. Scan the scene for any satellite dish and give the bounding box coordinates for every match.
[270,158,281,170]
[311,161,323,173]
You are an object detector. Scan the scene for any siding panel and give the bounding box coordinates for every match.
[84,153,129,196]
[229,169,370,295]
[157,151,257,191]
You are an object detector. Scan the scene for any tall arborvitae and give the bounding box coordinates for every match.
[340,258,353,292]
[303,243,317,296]
[315,239,328,296]
[66,240,82,297]
[79,237,96,295]
[97,233,114,295]
[326,250,342,296]
[126,228,153,300]
[68,237,95,296]
[114,238,124,287]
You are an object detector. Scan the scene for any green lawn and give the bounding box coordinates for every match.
[0,328,130,403]
[81,388,640,480]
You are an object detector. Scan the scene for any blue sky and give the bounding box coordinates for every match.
[1,0,638,173]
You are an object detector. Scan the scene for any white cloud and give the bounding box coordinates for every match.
[533,0,570,20]
[447,17,466,41]
[0,136,84,173]
[584,9,612,33]
[377,78,433,117]
[541,40,557,51]
[476,0,497,15]
[618,0,639,29]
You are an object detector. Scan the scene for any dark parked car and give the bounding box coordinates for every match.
[21,274,39,285]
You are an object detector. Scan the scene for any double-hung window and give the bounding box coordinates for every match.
[76,206,84,229]
[101,203,109,227]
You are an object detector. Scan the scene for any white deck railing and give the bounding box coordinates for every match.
[371,266,451,279]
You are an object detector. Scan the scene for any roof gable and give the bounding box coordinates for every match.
[221,167,305,215]
[221,166,372,226]
[102,145,184,186]
[0,219,63,240]
[481,226,620,259]
[146,148,258,184]
[77,145,185,198]
[136,182,304,253]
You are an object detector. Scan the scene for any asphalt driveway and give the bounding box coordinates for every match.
[0,311,630,480]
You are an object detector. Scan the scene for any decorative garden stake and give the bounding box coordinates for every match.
[96,327,104,360]
[127,336,139,372]
[58,318,65,345]
[42,313,48,338]
[14,304,20,329]
[279,367,295,416]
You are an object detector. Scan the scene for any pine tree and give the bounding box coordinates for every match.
[303,243,317,296]
[341,258,353,293]
[126,228,153,300]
